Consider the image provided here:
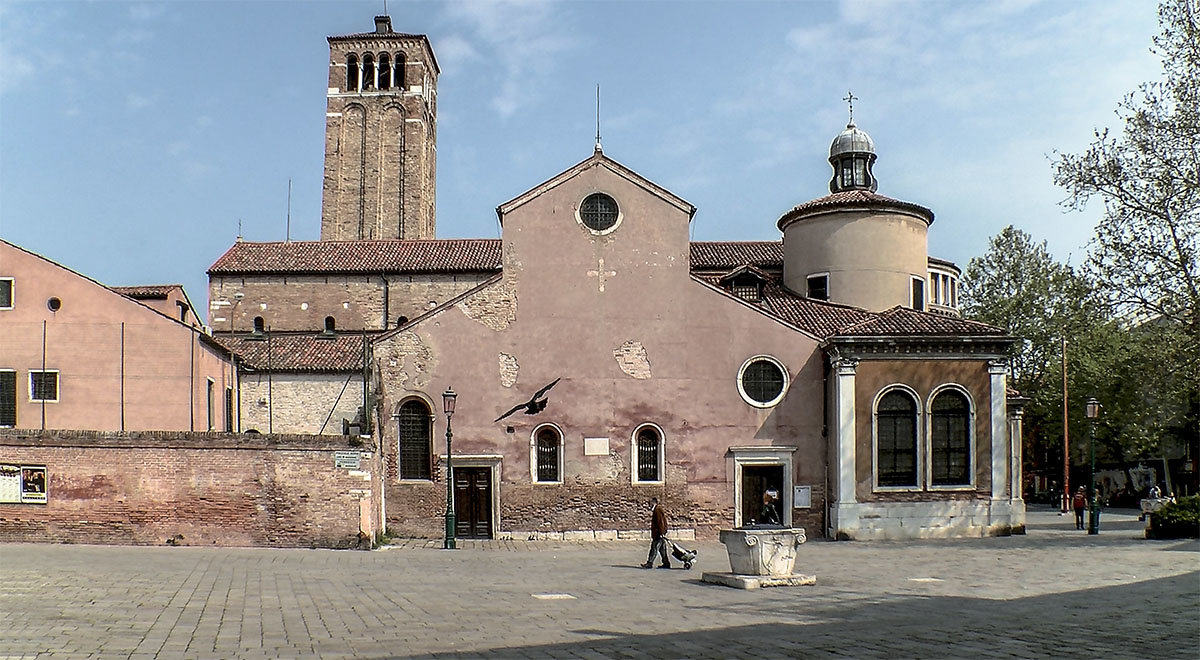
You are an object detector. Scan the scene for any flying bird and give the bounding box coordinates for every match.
[494,378,561,422]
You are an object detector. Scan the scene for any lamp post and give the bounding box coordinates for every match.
[442,387,457,550]
[1086,397,1101,535]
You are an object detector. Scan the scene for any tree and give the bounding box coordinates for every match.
[1053,0,1199,494]
[962,226,1104,491]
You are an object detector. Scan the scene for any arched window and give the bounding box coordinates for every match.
[395,52,406,89]
[876,390,918,487]
[378,53,391,89]
[533,425,561,483]
[253,316,265,334]
[930,389,971,486]
[346,54,359,91]
[634,425,663,483]
[362,53,375,90]
[398,400,432,480]
[323,316,336,334]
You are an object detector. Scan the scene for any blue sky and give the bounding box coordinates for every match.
[0,1,1162,317]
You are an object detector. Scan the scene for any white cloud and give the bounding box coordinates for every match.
[440,1,579,118]
[433,34,480,74]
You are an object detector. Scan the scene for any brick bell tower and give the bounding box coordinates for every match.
[321,16,439,241]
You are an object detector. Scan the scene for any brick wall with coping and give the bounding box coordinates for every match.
[0,429,381,548]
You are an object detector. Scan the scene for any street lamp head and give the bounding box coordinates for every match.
[1086,397,1100,419]
[443,387,457,416]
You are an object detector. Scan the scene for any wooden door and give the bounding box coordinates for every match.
[454,467,492,539]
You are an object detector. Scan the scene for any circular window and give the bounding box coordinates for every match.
[46,297,62,312]
[738,356,788,407]
[579,193,619,232]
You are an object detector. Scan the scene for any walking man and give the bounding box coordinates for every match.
[641,497,671,569]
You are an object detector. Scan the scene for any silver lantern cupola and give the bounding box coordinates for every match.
[828,92,878,193]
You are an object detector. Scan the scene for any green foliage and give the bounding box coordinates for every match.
[1052,0,1199,457]
[1148,494,1200,538]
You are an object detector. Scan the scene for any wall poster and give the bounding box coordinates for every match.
[0,464,20,503]
[20,466,47,504]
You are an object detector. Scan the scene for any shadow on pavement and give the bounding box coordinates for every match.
[399,572,1198,659]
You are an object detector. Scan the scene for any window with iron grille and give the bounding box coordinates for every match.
[636,427,661,482]
[398,400,432,480]
[930,390,971,486]
[877,390,918,487]
[535,427,560,482]
[739,358,786,406]
[0,371,15,427]
[30,371,58,402]
[579,193,618,232]
[0,278,12,309]
[729,275,761,302]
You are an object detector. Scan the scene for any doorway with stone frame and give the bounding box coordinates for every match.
[730,446,796,528]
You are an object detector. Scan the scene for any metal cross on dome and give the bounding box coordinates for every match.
[843,91,858,124]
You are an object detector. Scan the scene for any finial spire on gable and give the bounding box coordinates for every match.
[843,90,858,127]
[594,84,603,154]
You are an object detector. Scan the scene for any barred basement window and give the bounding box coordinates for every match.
[930,389,971,486]
[635,426,662,482]
[535,426,561,482]
[398,400,432,480]
[579,193,619,232]
[876,390,918,487]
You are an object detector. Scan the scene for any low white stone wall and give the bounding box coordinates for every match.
[832,500,1022,540]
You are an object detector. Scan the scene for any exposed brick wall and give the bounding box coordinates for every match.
[209,274,491,333]
[0,429,381,548]
[239,373,365,436]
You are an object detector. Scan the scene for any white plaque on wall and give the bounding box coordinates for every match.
[0,465,20,504]
[583,437,609,456]
[793,485,812,509]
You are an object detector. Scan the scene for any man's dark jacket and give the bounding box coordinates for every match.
[651,505,668,539]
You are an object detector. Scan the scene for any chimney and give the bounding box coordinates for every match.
[374,16,392,34]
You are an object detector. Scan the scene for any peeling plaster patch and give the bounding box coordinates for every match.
[613,340,652,379]
[457,278,517,331]
[376,330,435,391]
[499,352,519,388]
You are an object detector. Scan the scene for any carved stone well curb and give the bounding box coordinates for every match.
[701,527,816,590]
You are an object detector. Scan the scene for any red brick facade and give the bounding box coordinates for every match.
[0,430,382,548]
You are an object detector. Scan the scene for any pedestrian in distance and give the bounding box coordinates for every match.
[641,497,671,569]
[1072,486,1087,530]
[760,489,782,526]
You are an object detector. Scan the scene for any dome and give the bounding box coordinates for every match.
[829,122,875,157]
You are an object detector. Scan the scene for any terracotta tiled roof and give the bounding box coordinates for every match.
[689,241,783,270]
[217,333,367,372]
[209,239,785,275]
[778,190,934,229]
[208,240,503,275]
[702,275,1004,339]
[110,284,181,299]
[834,306,1005,337]
[758,282,878,338]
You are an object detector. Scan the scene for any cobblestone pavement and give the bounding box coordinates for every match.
[0,506,1196,659]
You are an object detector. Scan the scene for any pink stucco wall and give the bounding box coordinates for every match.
[375,157,825,537]
[0,241,235,431]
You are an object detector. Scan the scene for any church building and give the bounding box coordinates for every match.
[208,16,1026,541]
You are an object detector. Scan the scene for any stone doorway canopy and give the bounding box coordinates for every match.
[730,445,797,528]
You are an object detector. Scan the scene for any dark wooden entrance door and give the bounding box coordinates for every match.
[741,465,784,527]
[454,467,492,539]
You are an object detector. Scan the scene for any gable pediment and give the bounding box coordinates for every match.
[495,149,695,223]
